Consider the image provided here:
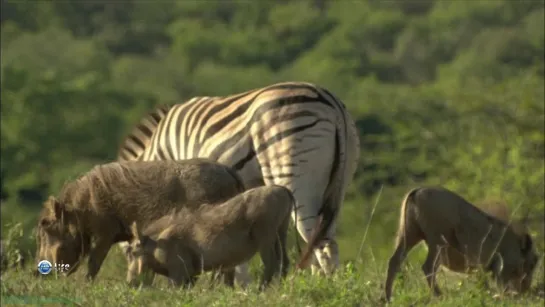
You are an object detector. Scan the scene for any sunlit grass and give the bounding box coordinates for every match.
[1,191,543,306]
[2,250,543,307]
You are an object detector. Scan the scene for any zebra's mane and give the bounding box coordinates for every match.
[117,104,172,161]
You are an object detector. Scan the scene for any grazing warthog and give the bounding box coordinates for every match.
[126,185,294,289]
[35,159,245,281]
[384,186,539,302]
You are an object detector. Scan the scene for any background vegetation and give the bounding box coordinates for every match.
[1,0,544,305]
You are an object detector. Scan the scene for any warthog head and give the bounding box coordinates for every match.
[35,196,89,276]
[488,226,539,294]
[126,221,153,285]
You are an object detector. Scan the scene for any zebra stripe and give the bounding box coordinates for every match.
[117,105,171,161]
[117,81,361,276]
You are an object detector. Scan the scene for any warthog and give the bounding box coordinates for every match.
[384,186,539,302]
[126,185,294,289]
[35,159,245,281]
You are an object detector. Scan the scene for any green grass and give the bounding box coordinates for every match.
[2,191,544,306]
[1,242,544,307]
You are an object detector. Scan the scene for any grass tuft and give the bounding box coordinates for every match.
[1,247,543,307]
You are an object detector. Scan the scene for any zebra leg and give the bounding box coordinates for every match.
[309,226,339,276]
[311,138,355,277]
[250,116,338,277]
[234,262,251,288]
[288,176,338,276]
[312,219,339,275]
[296,178,343,276]
[310,256,324,275]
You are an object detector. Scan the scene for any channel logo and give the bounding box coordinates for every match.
[37,260,53,275]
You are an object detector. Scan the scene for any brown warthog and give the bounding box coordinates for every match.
[35,159,245,281]
[384,186,539,302]
[126,185,294,289]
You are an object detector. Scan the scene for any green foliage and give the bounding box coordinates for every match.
[1,254,543,306]
[1,222,25,268]
[1,1,544,303]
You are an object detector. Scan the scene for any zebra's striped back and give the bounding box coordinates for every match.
[116,81,361,276]
[117,105,172,161]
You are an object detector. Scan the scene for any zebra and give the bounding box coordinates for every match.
[116,81,360,286]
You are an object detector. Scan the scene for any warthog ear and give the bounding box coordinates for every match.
[520,233,533,254]
[45,196,63,220]
[487,253,504,277]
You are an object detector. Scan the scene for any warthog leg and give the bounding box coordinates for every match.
[168,250,195,288]
[85,239,113,281]
[138,267,156,286]
[422,244,442,296]
[208,268,235,288]
[384,228,422,302]
[169,267,196,288]
[258,238,284,290]
[277,223,290,279]
[221,269,235,287]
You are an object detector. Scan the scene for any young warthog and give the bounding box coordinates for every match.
[35,159,245,281]
[384,186,539,302]
[126,185,294,289]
